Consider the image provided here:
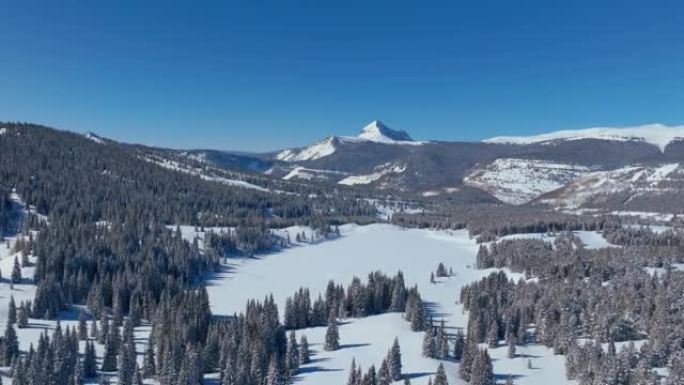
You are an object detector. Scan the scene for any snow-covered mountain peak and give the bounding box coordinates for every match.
[484,123,684,151]
[358,120,413,143]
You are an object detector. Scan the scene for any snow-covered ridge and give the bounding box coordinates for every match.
[464,158,593,205]
[540,163,681,208]
[484,123,684,151]
[338,162,407,186]
[141,155,271,192]
[282,166,348,181]
[276,137,338,162]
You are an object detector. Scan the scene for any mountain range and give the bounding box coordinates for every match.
[14,120,684,219]
[172,121,683,218]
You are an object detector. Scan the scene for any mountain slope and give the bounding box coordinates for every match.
[485,123,684,151]
[537,162,684,215]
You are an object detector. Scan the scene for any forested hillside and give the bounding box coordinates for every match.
[0,122,383,385]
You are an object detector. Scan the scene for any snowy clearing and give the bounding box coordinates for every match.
[497,230,618,250]
[207,224,577,385]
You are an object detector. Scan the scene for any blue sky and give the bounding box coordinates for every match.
[2,1,684,152]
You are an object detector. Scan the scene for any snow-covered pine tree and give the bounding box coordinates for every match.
[8,296,16,325]
[298,335,310,365]
[3,322,18,365]
[286,330,299,375]
[324,318,340,351]
[84,341,97,378]
[389,337,403,381]
[17,301,28,329]
[422,328,436,358]
[347,358,359,385]
[433,363,448,385]
[470,349,495,385]
[77,310,88,340]
[378,357,391,385]
[11,255,22,283]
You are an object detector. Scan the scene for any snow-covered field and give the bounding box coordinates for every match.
[1,202,619,384]
[207,224,577,385]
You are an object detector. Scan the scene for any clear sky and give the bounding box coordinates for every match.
[2,0,684,152]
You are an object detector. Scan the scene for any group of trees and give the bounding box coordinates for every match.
[283,271,413,330]
[463,230,684,385]
[346,338,403,385]
[391,204,620,243]
[0,123,391,385]
[0,188,12,237]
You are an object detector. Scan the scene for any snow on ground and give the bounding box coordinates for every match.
[276,137,338,162]
[84,132,105,144]
[366,200,425,219]
[609,211,675,222]
[0,127,7,135]
[338,163,407,186]
[498,230,617,250]
[644,263,684,276]
[540,163,683,210]
[484,123,684,152]
[282,166,347,181]
[464,158,592,205]
[623,224,676,234]
[142,156,270,192]
[207,224,573,385]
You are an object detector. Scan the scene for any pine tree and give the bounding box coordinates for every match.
[436,263,448,277]
[17,301,28,328]
[133,364,144,385]
[459,340,477,381]
[434,363,448,385]
[453,330,465,360]
[347,359,359,385]
[378,358,391,385]
[84,341,98,378]
[507,335,516,359]
[470,349,494,385]
[409,298,424,331]
[437,321,449,359]
[11,256,22,283]
[286,330,299,375]
[101,324,118,371]
[8,296,16,324]
[72,356,85,385]
[388,337,402,381]
[324,320,340,351]
[298,335,310,365]
[266,355,283,385]
[422,329,436,358]
[78,310,88,340]
[143,334,156,377]
[90,318,98,340]
[3,323,18,365]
